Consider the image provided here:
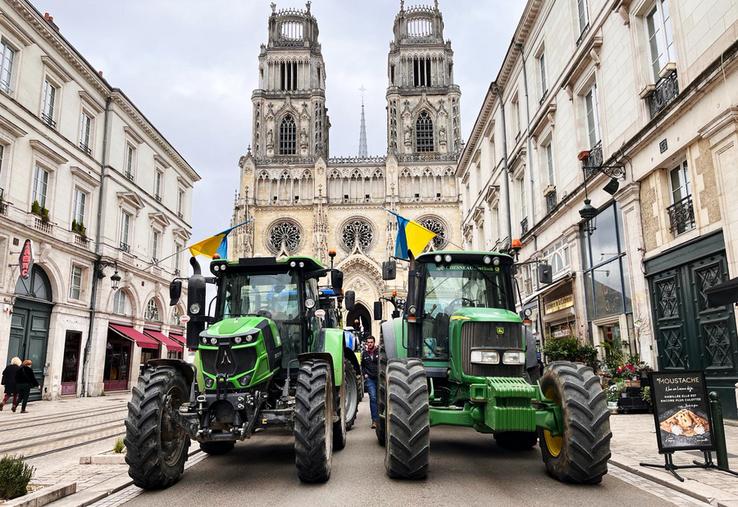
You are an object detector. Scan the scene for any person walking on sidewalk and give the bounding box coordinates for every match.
[13,360,39,413]
[0,357,21,411]
[361,336,379,429]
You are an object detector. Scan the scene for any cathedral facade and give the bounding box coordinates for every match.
[231,1,462,335]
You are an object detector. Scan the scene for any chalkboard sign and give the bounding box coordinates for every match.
[650,371,713,453]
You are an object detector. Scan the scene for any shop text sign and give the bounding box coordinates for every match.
[19,239,34,279]
[544,294,573,315]
[650,371,713,453]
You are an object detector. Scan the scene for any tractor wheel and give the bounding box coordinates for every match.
[385,359,430,479]
[494,431,538,450]
[333,375,347,451]
[375,347,388,446]
[538,361,612,484]
[125,365,190,490]
[199,440,235,455]
[344,361,359,431]
[294,359,333,483]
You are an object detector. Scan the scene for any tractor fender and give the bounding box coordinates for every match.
[304,328,344,386]
[146,358,196,386]
[381,320,399,360]
[344,346,361,375]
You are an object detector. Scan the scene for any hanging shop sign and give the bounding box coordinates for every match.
[19,239,34,279]
[650,371,713,452]
[544,293,574,315]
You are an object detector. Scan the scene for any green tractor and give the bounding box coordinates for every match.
[374,250,611,483]
[125,255,358,488]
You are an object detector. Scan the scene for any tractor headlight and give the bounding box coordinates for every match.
[444,254,452,263]
[470,350,499,364]
[201,337,208,344]
[289,261,297,268]
[434,254,443,263]
[483,256,491,265]
[493,257,500,266]
[299,261,305,268]
[239,376,250,386]
[502,351,526,365]
[234,336,242,344]
[213,264,220,272]
[210,337,218,345]
[205,377,214,388]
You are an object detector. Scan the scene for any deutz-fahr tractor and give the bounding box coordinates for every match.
[125,255,358,489]
[374,250,611,483]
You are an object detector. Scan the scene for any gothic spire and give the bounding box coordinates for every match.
[358,85,368,157]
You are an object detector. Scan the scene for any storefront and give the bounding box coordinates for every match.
[144,329,183,359]
[105,324,158,391]
[541,280,576,342]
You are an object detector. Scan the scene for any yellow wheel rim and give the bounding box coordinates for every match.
[543,429,563,458]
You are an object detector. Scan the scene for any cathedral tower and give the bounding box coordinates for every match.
[386,0,461,157]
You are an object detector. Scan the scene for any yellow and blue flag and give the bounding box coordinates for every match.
[188,220,249,259]
[389,211,437,259]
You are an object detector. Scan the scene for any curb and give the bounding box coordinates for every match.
[79,455,126,465]
[4,482,76,507]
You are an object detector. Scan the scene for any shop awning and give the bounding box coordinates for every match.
[110,324,159,349]
[169,333,185,346]
[144,329,183,353]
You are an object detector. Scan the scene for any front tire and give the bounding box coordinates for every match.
[294,359,333,483]
[385,359,429,479]
[125,366,190,490]
[344,361,359,431]
[200,441,235,455]
[538,361,611,484]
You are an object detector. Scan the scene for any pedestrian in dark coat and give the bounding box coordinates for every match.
[0,357,21,411]
[361,336,379,428]
[13,360,39,413]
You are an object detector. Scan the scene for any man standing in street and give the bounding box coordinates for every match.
[361,336,379,429]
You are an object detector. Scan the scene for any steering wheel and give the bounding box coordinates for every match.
[256,309,273,319]
[446,297,476,312]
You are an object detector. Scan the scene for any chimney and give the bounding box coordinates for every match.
[43,12,59,31]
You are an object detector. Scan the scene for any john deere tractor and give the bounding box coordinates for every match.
[374,250,611,483]
[125,255,357,489]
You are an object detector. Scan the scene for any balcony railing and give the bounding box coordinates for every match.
[646,68,679,118]
[521,217,529,236]
[79,142,92,156]
[667,195,695,236]
[0,187,6,216]
[73,234,91,248]
[545,189,557,214]
[125,172,134,182]
[33,217,53,234]
[583,141,603,180]
[41,112,56,129]
[177,211,183,219]
[119,242,130,253]
[155,194,162,203]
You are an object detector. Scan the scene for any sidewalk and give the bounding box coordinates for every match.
[610,413,738,507]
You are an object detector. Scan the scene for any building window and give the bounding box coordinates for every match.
[32,165,49,208]
[584,83,600,148]
[177,188,184,216]
[151,230,160,262]
[154,170,162,200]
[120,211,131,250]
[538,52,547,97]
[416,111,434,152]
[267,219,302,254]
[340,218,374,253]
[73,188,87,226]
[0,39,15,93]
[511,95,521,138]
[667,160,694,235]
[577,0,589,34]
[418,216,448,249]
[413,57,431,87]
[125,143,136,179]
[0,144,5,177]
[41,78,57,128]
[145,298,160,322]
[518,175,527,233]
[70,265,83,300]
[113,290,128,315]
[646,0,677,81]
[543,239,570,277]
[79,111,93,154]
[545,142,555,184]
[280,61,298,91]
[279,114,296,155]
[390,64,395,85]
[174,242,183,273]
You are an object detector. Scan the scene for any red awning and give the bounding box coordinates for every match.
[145,329,183,353]
[110,324,159,349]
[169,333,185,346]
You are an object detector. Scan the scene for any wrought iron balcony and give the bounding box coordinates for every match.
[79,142,92,156]
[545,189,557,214]
[667,195,695,236]
[177,211,183,219]
[41,113,56,129]
[521,217,529,236]
[646,68,679,118]
[0,187,5,216]
[119,242,130,253]
[155,194,162,203]
[125,172,134,182]
[583,141,603,180]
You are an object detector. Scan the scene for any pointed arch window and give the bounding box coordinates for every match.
[416,111,434,152]
[279,114,296,155]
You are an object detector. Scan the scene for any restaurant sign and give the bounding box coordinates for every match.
[544,293,574,315]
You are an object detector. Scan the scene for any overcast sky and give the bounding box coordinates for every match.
[32,0,525,242]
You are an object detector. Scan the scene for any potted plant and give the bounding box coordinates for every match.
[71,220,87,238]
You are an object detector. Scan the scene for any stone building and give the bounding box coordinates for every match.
[0,1,199,399]
[458,0,738,416]
[231,1,462,335]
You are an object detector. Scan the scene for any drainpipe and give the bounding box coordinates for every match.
[495,82,512,242]
[517,42,536,228]
[81,94,112,397]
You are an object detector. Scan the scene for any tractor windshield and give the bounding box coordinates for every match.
[220,271,299,320]
[421,262,513,359]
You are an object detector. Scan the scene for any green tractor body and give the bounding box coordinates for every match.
[376,250,611,483]
[125,255,354,489]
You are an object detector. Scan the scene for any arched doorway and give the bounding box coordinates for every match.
[346,302,372,341]
[10,265,53,400]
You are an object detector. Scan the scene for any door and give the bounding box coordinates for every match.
[649,252,738,418]
[9,300,51,400]
[61,332,81,396]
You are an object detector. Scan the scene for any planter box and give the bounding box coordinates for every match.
[3,481,76,507]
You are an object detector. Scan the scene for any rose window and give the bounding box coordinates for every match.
[341,218,374,252]
[268,220,301,254]
[419,216,447,249]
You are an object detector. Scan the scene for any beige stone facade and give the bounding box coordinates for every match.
[231,3,462,335]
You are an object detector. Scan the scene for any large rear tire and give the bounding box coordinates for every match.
[538,361,611,484]
[384,359,430,479]
[375,346,388,446]
[199,440,235,455]
[333,374,347,451]
[494,431,538,450]
[125,366,190,490]
[294,359,333,483]
[344,361,359,431]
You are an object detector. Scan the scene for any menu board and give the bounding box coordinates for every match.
[650,372,713,453]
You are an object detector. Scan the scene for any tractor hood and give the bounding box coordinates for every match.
[202,315,274,339]
[450,307,521,323]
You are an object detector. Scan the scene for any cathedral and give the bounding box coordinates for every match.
[231,1,462,335]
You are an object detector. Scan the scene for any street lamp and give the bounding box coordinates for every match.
[110,269,121,290]
[577,149,626,235]
[97,260,121,290]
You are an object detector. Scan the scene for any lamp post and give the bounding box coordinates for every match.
[97,260,121,290]
[577,149,626,235]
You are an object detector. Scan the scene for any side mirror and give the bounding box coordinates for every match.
[186,273,206,349]
[373,301,383,321]
[538,263,553,285]
[382,260,396,280]
[332,269,344,291]
[344,290,356,312]
[169,280,182,306]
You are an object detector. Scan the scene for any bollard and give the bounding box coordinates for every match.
[709,391,730,471]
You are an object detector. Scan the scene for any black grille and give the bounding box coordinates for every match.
[200,346,257,377]
[460,322,524,377]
